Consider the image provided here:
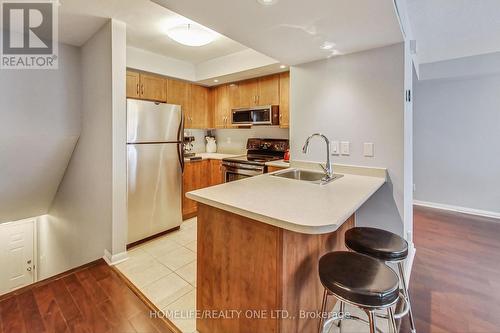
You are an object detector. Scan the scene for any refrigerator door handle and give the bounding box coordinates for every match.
[177,111,185,173]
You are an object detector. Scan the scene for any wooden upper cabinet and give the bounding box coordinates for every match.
[258,74,280,106]
[228,83,240,111]
[126,71,140,99]
[279,72,290,128]
[213,85,230,128]
[231,74,279,108]
[190,84,211,129]
[238,79,259,107]
[126,70,167,102]
[140,73,167,102]
[167,79,191,117]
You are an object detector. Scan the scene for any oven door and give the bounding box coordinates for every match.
[223,163,264,183]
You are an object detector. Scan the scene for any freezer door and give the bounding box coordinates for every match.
[127,143,182,244]
[127,99,182,143]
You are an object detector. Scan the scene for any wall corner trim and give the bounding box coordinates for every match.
[404,243,416,285]
[413,200,500,221]
[103,249,128,266]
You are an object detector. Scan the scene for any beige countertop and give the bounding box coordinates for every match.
[187,164,386,234]
[265,159,291,168]
[184,152,240,162]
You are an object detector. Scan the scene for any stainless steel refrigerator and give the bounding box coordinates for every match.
[126,99,184,244]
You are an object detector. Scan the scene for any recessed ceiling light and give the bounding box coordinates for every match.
[320,42,336,50]
[257,0,279,6]
[167,23,218,47]
[214,79,219,83]
[279,65,287,69]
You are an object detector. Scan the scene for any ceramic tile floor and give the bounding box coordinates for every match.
[117,217,393,333]
[116,217,198,333]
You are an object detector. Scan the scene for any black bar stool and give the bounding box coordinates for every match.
[318,251,399,333]
[345,227,416,333]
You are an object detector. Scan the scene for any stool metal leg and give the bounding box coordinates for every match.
[387,307,397,333]
[318,288,328,333]
[398,262,416,333]
[337,301,345,331]
[366,310,377,333]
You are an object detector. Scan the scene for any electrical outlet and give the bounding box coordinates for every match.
[331,141,340,155]
[340,141,350,155]
[363,142,374,157]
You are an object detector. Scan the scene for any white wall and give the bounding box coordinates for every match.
[0,44,81,223]
[414,74,500,214]
[418,51,500,81]
[39,20,127,279]
[195,49,278,81]
[110,21,128,259]
[127,46,196,81]
[291,43,405,235]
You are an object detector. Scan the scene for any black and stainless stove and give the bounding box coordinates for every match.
[222,138,289,182]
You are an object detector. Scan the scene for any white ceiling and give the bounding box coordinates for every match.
[406,0,500,64]
[59,0,248,64]
[152,0,403,65]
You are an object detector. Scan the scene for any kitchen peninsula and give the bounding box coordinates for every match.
[187,164,386,333]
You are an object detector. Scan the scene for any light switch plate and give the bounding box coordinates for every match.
[331,141,340,155]
[340,141,350,155]
[363,142,374,157]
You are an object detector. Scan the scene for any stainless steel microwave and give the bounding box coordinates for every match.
[231,105,280,126]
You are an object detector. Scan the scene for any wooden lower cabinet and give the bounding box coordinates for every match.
[197,204,355,333]
[182,159,225,219]
[267,165,287,173]
[209,160,224,185]
[182,160,210,219]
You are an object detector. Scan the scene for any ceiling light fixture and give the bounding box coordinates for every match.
[320,41,336,50]
[167,23,217,47]
[279,65,287,69]
[214,79,219,83]
[257,0,279,6]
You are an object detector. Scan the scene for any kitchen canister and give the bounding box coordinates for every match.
[206,136,217,153]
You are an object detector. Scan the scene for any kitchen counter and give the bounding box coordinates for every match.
[183,152,239,162]
[265,159,290,168]
[189,163,387,333]
[187,165,386,234]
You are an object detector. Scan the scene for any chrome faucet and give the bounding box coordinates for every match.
[302,133,334,181]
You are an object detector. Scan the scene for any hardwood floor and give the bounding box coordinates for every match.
[0,260,174,333]
[400,206,500,333]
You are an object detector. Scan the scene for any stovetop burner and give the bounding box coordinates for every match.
[222,154,282,166]
[222,138,289,166]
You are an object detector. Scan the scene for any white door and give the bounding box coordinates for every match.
[0,220,34,295]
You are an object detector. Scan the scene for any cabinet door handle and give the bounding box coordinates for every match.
[141,84,144,95]
[27,267,32,272]
[136,84,139,95]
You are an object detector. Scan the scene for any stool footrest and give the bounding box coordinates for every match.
[375,291,410,320]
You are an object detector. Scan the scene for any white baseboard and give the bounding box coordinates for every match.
[103,249,128,265]
[414,200,500,221]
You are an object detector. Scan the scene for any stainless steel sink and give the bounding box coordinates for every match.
[272,169,343,185]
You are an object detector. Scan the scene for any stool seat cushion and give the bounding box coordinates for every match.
[319,251,399,308]
[345,227,408,261]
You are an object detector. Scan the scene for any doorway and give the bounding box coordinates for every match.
[0,219,35,295]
